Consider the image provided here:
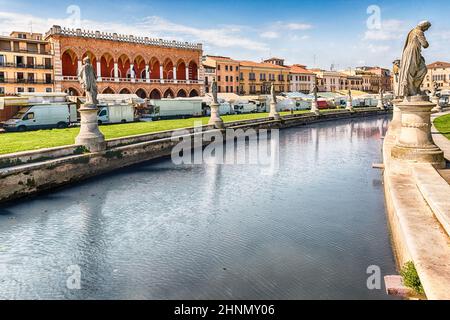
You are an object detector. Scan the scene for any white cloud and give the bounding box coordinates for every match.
[260,31,279,39]
[286,23,313,31]
[364,19,406,41]
[367,44,391,53]
[0,10,269,52]
[288,34,310,41]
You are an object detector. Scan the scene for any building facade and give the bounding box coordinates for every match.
[422,61,450,92]
[288,64,316,93]
[203,55,240,94]
[239,60,289,95]
[311,69,343,92]
[346,75,363,91]
[202,57,216,94]
[356,66,391,93]
[45,25,204,99]
[0,32,54,95]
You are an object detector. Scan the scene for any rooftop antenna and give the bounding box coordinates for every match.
[313,54,317,68]
[29,21,33,34]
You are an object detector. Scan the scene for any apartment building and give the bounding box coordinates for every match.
[289,64,316,93]
[203,55,240,94]
[239,60,289,95]
[0,31,54,95]
[422,61,450,92]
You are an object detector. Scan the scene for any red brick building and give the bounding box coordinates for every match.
[45,25,204,99]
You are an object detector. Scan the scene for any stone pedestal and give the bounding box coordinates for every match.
[346,100,354,112]
[391,96,445,168]
[208,102,224,129]
[75,105,106,152]
[311,100,320,116]
[391,98,403,129]
[269,101,281,120]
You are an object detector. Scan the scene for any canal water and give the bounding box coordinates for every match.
[0,115,397,300]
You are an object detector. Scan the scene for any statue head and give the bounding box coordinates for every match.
[417,20,431,31]
[83,56,91,65]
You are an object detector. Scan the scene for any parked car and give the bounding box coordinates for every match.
[3,103,77,132]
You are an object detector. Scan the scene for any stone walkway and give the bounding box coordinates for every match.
[383,115,450,300]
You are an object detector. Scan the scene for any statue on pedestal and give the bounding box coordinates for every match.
[310,79,320,115]
[398,21,431,97]
[271,82,277,104]
[212,81,218,105]
[311,79,319,102]
[378,88,385,110]
[391,20,445,168]
[75,57,105,152]
[78,57,99,107]
[269,82,281,120]
[208,80,224,128]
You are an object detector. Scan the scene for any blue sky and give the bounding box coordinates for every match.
[1,0,449,69]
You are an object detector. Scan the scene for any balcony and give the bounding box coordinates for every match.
[62,76,203,85]
[0,62,53,70]
[0,48,52,55]
[0,78,54,84]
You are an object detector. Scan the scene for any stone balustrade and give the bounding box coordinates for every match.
[45,25,203,51]
[61,76,203,85]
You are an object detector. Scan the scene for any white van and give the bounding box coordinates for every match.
[3,104,77,132]
[97,105,135,124]
[234,102,257,114]
[149,99,203,119]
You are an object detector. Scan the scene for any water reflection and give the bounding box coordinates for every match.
[0,116,395,300]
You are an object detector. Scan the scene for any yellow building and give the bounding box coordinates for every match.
[422,61,450,92]
[238,60,290,95]
[0,31,54,96]
[203,55,240,94]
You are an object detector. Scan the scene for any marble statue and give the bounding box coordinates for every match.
[78,57,99,106]
[211,80,218,104]
[311,79,319,102]
[398,21,431,97]
[271,82,277,104]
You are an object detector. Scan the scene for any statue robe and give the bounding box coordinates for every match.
[78,63,98,105]
[398,27,429,97]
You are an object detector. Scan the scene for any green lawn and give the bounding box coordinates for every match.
[0,109,338,155]
[434,114,450,140]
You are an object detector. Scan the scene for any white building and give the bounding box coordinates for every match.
[289,64,316,93]
[422,61,450,92]
[311,69,343,92]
